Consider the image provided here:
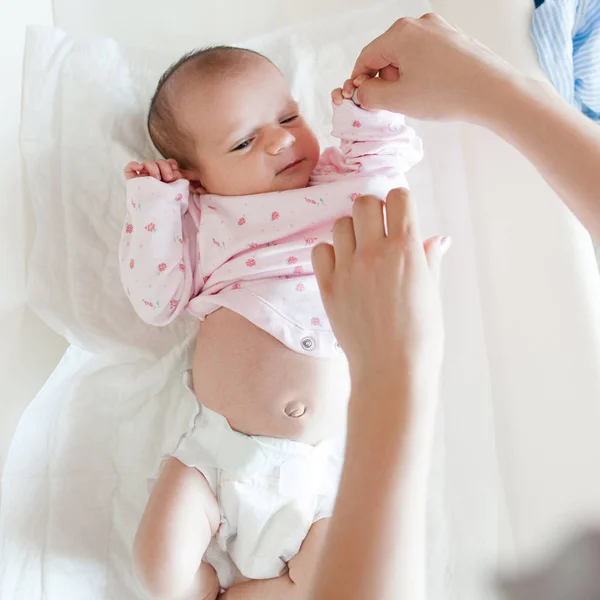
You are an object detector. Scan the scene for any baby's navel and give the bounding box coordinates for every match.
[285,401,306,418]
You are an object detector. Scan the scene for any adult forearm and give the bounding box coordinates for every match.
[483,74,600,240]
[311,376,436,600]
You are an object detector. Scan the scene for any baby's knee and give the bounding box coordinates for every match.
[131,545,173,600]
[133,547,219,600]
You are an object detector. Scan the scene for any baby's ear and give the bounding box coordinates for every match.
[180,168,206,195]
[188,180,207,195]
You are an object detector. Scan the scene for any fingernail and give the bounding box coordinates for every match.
[352,88,361,106]
[440,236,452,254]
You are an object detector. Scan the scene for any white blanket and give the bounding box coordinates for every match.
[1,2,505,598]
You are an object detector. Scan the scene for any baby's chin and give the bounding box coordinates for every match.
[272,174,312,192]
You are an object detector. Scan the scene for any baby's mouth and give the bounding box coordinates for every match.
[277,158,305,175]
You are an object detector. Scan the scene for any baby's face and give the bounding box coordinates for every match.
[180,59,320,196]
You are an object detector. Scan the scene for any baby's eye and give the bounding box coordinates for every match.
[280,115,298,124]
[232,139,252,152]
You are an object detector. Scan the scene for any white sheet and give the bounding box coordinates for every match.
[0,1,505,598]
[4,0,600,598]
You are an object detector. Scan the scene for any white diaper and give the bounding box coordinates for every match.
[171,391,345,588]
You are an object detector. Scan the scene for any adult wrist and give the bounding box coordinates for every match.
[348,365,440,437]
[472,69,539,131]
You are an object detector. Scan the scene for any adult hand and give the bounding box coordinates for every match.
[350,13,520,123]
[312,188,450,393]
[311,189,450,600]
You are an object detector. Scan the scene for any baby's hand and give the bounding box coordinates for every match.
[332,79,361,106]
[331,87,345,106]
[124,159,183,182]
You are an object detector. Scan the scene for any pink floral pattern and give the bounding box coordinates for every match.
[119,100,416,346]
[305,197,326,206]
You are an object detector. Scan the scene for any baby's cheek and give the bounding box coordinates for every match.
[302,130,321,168]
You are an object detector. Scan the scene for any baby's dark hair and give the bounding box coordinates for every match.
[147,46,271,169]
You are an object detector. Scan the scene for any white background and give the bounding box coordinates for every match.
[3,0,600,569]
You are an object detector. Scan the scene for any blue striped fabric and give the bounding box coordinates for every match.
[531,0,600,123]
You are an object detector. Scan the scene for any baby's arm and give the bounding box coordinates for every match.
[133,458,221,600]
[312,87,423,181]
[119,161,199,326]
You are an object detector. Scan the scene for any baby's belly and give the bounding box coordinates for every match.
[192,308,350,445]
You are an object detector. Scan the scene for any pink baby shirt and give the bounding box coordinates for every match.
[119,101,423,358]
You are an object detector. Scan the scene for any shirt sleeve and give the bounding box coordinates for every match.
[311,100,423,182]
[118,177,199,326]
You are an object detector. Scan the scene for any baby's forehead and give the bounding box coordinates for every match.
[182,63,294,122]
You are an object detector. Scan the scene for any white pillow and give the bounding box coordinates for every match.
[20,0,432,356]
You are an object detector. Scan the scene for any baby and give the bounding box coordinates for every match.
[120,46,422,599]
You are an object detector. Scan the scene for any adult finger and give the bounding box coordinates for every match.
[312,243,336,294]
[385,188,421,247]
[350,17,410,81]
[379,65,400,81]
[332,216,356,263]
[351,195,386,248]
[355,76,401,112]
[423,235,452,285]
[350,33,392,80]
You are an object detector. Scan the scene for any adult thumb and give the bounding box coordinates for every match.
[424,235,451,284]
[356,76,401,112]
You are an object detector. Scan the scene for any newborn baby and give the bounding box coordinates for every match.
[120,46,422,599]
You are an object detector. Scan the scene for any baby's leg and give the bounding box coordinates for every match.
[220,519,330,600]
[133,457,221,600]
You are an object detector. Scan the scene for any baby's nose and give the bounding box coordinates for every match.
[266,128,295,155]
